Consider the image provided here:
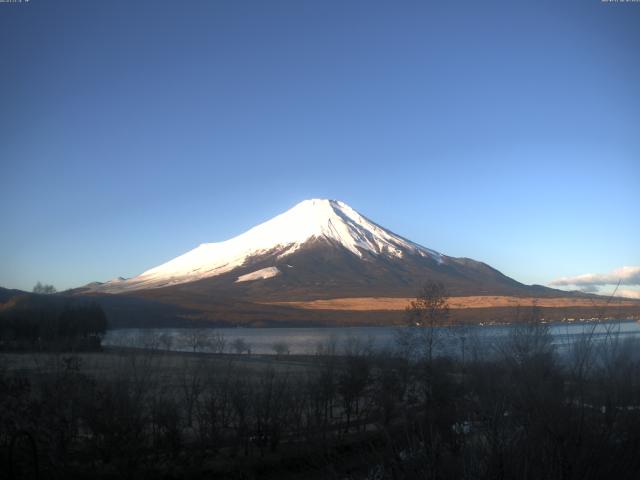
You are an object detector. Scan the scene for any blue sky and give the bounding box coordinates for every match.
[1,0,639,295]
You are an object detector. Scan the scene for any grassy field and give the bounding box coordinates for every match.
[267,295,640,311]
[0,347,318,382]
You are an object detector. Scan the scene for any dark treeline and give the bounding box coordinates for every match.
[0,295,107,351]
[2,319,640,479]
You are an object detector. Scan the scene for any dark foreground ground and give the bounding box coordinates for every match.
[3,325,640,479]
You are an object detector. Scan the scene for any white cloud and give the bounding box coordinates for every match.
[616,289,640,300]
[577,285,599,294]
[550,266,640,288]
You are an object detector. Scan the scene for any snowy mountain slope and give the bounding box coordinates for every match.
[66,198,638,325]
[85,197,572,303]
[134,235,535,302]
[93,199,444,293]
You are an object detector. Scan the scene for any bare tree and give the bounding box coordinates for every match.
[180,358,205,428]
[502,303,553,366]
[232,338,249,355]
[338,354,372,433]
[196,361,235,453]
[182,328,211,353]
[210,332,226,354]
[405,281,450,363]
[271,341,290,357]
[315,334,338,357]
[33,282,56,294]
[342,335,374,358]
[136,331,161,351]
[158,332,173,351]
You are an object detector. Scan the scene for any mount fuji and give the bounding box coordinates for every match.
[66,199,640,326]
[88,199,550,300]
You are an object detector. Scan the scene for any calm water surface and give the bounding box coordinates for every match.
[103,320,640,356]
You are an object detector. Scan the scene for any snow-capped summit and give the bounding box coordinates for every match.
[95,199,442,292]
[74,199,576,324]
[81,198,546,305]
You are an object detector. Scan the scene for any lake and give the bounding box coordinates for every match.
[103,319,640,357]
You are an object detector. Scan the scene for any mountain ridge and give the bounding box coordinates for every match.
[83,199,569,301]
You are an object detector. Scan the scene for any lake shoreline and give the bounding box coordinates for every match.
[103,319,640,356]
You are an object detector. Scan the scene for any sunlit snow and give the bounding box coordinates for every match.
[94,199,442,292]
[235,267,281,283]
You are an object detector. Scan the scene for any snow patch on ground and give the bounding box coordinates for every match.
[235,267,281,283]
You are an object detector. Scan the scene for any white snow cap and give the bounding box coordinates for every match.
[96,199,441,292]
